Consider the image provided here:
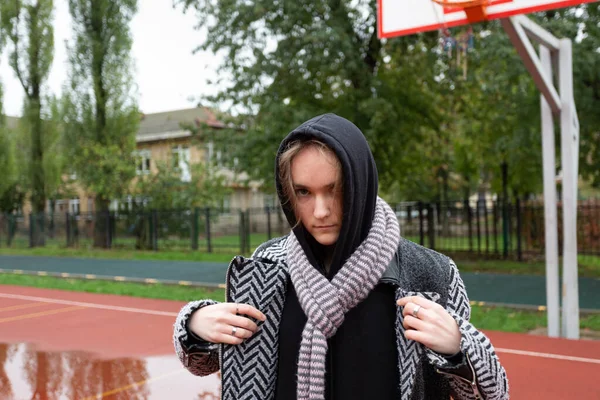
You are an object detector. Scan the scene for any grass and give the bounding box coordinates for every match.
[0,273,225,302]
[1,273,598,334]
[2,233,272,252]
[0,246,234,263]
[470,305,547,332]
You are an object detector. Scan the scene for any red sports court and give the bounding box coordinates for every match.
[0,284,598,399]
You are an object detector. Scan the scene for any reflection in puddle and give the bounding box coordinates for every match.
[0,343,220,399]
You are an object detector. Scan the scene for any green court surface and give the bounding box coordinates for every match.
[1,255,599,310]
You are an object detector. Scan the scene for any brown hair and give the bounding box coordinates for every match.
[278,140,342,223]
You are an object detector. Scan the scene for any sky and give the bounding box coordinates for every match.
[0,0,222,117]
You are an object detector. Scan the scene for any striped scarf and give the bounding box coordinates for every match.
[287,197,401,400]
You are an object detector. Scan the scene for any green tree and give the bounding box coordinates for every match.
[45,97,76,214]
[178,0,441,195]
[63,0,139,247]
[1,0,54,245]
[0,88,17,209]
[130,159,230,249]
[134,161,230,210]
[533,5,600,188]
[0,115,27,214]
[0,124,20,213]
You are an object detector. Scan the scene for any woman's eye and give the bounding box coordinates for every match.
[296,188,309,197]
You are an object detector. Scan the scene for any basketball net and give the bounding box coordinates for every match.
[432,0,489,79]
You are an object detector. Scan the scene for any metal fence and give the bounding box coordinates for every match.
[394,199,600,261]
[1,199,599,260]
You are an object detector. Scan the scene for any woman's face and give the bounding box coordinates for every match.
[290,146,343,246]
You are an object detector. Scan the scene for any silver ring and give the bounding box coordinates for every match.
[231,326,237,336]
[412,305,422,318]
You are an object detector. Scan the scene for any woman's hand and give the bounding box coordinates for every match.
[189,303,267,345]
[396,296,461,356]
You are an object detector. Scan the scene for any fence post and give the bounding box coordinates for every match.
[483,199,489,255]
[476,199,481,255]
[427,203,435,250]
[418,202,425,246]
[205,207,212,253]
[7,214,15,247]
[493,201,498,255]
[73,214,79,246]
[66,212,71,247]
[516,197,523,261]
[266,206,272,240]
[502,198,509,259]
[465,199,473,252]
[246,210,252,254]
[239,210,246,254]
[191,208,199,250]
[105,211,112,249]
[151,210,158,251]
[29,214,34,248]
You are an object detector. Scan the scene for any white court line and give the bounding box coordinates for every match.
[496,348,600,365]
[0,293,178,317]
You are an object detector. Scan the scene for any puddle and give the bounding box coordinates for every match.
[0,343,220,399]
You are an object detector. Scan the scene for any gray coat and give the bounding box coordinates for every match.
[173,236,509,400]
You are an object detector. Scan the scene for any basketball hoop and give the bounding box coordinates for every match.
[431,0,490,24]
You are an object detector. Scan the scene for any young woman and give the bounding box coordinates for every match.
[173,113,509,400]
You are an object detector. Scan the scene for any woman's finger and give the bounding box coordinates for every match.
[397,296,437,308]
[215,332,244,345]
[234,303,267,321]
[402,314,427,331]
[223,314,259,333]
[401,302,431,322]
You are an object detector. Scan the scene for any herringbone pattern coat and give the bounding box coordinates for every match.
[173,236,509,400]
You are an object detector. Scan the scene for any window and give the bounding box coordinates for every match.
[172,145,191,182]
[206,141,223,168]
[222,195,231,211]
[134,149,152,175]
[69,198,80,215]
[55,200,67,213]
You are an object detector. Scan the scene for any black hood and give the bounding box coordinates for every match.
[275,113,379,277]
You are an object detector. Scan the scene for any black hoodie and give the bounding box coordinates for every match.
[274,114,400,399]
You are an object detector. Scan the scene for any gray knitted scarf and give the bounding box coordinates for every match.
[286,197,400,400]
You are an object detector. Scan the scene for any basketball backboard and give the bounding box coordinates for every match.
[378,0,596,38]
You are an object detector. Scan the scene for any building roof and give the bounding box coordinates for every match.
[4,107,226,143]
[137,107,225,142]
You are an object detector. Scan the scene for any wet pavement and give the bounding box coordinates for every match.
[1,342,220,399]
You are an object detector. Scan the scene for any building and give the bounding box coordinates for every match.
[129,107,267,212]
[16,107,269,215]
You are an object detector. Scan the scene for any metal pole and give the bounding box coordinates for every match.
[418,202,424,246]
[559,39,579,339]
[205,208,212,253]
[266,206,272,240]
[191,208,199,250]
[540,45,560,338]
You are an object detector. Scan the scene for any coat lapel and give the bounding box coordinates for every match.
[221,257,288,400]
[395,289,442,400]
